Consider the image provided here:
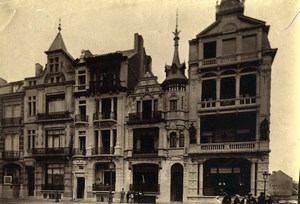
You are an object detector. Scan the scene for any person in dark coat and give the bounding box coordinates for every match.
[222,193,231,204]
[257,192,265,204]
[233,194,241,204]
[248,192,258,204]
[265,195,273,204]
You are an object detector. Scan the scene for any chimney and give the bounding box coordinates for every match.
[35,63,43,76]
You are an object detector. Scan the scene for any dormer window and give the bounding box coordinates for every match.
[49,56,60,73]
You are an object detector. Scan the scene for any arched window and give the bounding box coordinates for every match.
[170,132,177,148]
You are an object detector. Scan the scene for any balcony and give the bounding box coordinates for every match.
[75,114,88,124]
[130,183,160,193]
[188,141,269,155]
[1,117,22,126]
[132,148,158,157]
[128,111,164,124]
[92,183,115,191]
[91,147,115,155]
[89,79,126,94]
[42,184,64,191]
[37,111,70,121]
[1,151,22,160]
[93,112,117,121]
[73,148,86,156]
[199,51,259,68]
[31,147,71,157]
[199,96,258,112]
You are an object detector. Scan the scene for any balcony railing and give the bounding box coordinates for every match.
[132,148,158,156]
[73,148,86,156]
[42,184,64,191]
[1,117,22,126]
[200,51,259,67]
[130,183,160,193]
[188,141,268,154]
[75,114,88,123]
[92,183,115,191]
[128,111,163,123]
[91,147,115,155]
[1,151,22,160]
[37,112,70,120]
[31,147,71,156]
[93,112,117,121]
[200,96,257,110]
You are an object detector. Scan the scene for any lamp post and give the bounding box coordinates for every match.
[263,171,271,198]
[55,173,60,202]
[108,158,115,204]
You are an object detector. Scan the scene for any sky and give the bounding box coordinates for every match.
[0,0,299,181]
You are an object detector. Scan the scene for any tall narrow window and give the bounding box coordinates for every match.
[170,132,177,148]
[179,134,184,147]
[79,101,86,116]
[79,131,86,152]
[28,96,36,116]
[78,70,86,90]
[5,134,19,151]
[170,100,177,111]
[28,130,36,150]
[242,35,257,53]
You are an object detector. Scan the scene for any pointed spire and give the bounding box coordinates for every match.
[172,9,181,66]
[46,18,67,53]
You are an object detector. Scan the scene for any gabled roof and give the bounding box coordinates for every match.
[197,15,267,37]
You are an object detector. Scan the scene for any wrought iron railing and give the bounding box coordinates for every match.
[92,183,115,191]
[1,151,22,159]
[91,147,115,155]
[75,114,88,123]
[31,147,71,155]
[37,112,70,120]
[1,117,23,126]
[42,184,64,190]
[130,183,160,193]
[128,111,163,122]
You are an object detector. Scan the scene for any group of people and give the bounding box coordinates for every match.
[120,188,144,204]
[215,192,273,204]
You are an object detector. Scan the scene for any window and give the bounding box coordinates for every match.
[28,130,36,150]
[78,131,86,152]
[49,57,60,73]
[28,96,36,116]
[242,35,257,53]
[47,94,65,113]
[179,134,184,147]
[170,132,177,148]
[46,129,65,148]
[45,164,64,185]
[170,100,177,111]
[222,38,236,56]
[202,79,216,101]
[136,101,141,113]
[78,70,86,90]
[203,41,216,59]
[220,77,235,99]
[5,134,19,151]
[79,100,86,116]
[240,74,256,97]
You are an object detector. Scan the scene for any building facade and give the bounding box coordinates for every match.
[0,1,277,203]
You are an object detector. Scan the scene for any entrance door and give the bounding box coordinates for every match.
[77,177,85,199]
[171,163,183,202]
[27,167,35,196]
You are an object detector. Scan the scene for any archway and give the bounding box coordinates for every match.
[170,163,183,202]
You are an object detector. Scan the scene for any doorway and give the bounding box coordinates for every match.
[171,163,183,202]
[27,167,35,196]
[77,177,85,199]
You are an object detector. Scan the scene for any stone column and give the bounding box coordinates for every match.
[251,161,256,194]
[199,162,204,196]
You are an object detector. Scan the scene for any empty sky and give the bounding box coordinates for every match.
[0,0,299,181]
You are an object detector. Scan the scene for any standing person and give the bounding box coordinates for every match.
[248,192,258,204]
[241,195,248,204]
[222,193,231,204]
[126,191,130,203]
[265,195,273,204]
[233,194,241,204]
[129,191,134,204]
[138,190,143,204]
[257,192,265,204]
[120,188,125,203]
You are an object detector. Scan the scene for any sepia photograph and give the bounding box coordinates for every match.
[0,0,299,203]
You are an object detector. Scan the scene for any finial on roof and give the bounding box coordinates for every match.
[58,18,62,32]
[172,9,181,66]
